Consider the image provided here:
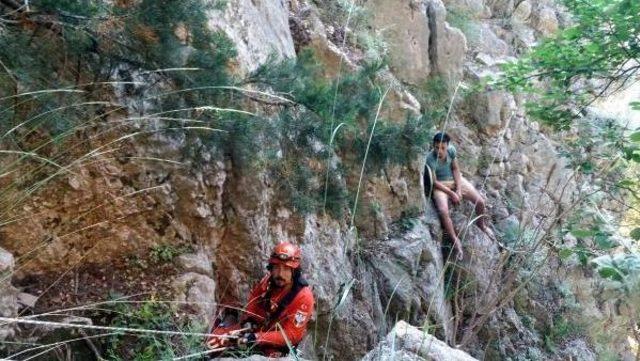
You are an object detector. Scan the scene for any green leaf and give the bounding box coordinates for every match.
[580,161,594,174]
[570,229,595,238]
[577,250,589,266]
[594,233,615,249]
[630,131,640,143]
[597,266,623,281]
[617,179,636,188]
[630,227,640,241]
[558,248,574,260]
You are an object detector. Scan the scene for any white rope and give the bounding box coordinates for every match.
[172,347,228,361]
[0,317,232,339]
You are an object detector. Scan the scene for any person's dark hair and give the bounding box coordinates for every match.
[432,132,450,144]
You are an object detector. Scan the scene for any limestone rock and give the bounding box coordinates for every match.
[173,272,216,321]
[368,216,454,342]
[512,1,532,23]
[177,251,213,276]
[427,0,468,83]
[470,90,515,136]
[0,247,18,341]
[442,0,491,19]
[361,320,478,361]
[0,247,13,274]
[306,35,356,78]
[365,0,432,84]
[558,339,597,361]
[486,0,514,18]
[511,22,537,48]
[476,25,509,57]
[17,292,38,309]
[207,0,295,74]
[365,0,466,84]
[533,6,558,37]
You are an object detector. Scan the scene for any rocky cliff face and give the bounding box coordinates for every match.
[0,0,635,360]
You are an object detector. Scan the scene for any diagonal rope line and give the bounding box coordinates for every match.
[0,317,229,339]
[6,332,118,360]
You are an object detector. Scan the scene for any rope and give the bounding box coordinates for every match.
[0,317,232,339]
[171,347,228,361]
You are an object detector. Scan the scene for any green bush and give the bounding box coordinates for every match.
[543,316,584,352]
[105,299,203,360]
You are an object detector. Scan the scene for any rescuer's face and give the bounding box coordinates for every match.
[435,141,448,160]
[271,263,293,288]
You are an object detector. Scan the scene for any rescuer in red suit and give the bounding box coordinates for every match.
[206,242,315,357]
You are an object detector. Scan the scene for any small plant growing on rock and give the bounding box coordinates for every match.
[150,244,190,264]
[105,298,203,360]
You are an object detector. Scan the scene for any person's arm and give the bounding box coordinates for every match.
[253,289,314,348]
[452,159,463,199]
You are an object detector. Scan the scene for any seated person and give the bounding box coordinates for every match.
[425,132,496,260]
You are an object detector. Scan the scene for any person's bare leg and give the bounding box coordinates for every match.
[434,191,464,260]
[460,178,495,241]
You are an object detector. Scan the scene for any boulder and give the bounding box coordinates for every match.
[177,251,214,276]
[512,1,532,23]
[442,0,491,19]
[471,24,509,57]
[173,272,217,321]
[207,0,296,74]
[470,90,515,136]
[365,0,466,85]
[532,6,558,37]
[0,247,18,341]
[365,0,433,84]
[377,215,455,342]
[486,0,514,18]
[558,339,597,361]
[361,320,478,361]
[427,0,468,83]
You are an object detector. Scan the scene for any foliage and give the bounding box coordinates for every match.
[105,299,203,360]
[591,253,640,284]
[411,76,457,128]
[558,199,621,266]
[0,0,432,224]
[557,116,628,176]
[0,0,236,222]
[248,52,432,217]
[498,0,640,130]
[543,316,584,352]
[150,243,190,263]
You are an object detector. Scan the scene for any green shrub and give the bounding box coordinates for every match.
[149,244,190,264]
[105,299,203,360]
[543,316,584,352]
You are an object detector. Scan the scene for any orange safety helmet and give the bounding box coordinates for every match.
[268,242,301,269]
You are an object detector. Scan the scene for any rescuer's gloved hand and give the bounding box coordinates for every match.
[236,333,256,349]
[206,335,229,349]
[242,321,256,331]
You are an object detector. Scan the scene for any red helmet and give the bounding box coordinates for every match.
[268,242,301,269]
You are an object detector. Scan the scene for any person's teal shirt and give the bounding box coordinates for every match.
[425,145,456,181]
